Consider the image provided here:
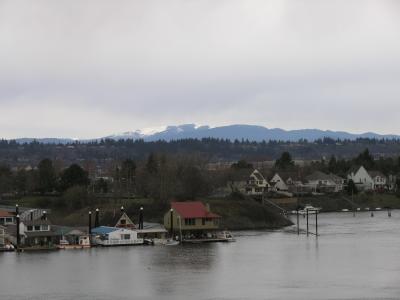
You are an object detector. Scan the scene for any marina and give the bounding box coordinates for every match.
[1,211,400,300]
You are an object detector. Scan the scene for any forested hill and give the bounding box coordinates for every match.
[1,138,400,167]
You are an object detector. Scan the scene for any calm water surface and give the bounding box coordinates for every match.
[1,211,400,300]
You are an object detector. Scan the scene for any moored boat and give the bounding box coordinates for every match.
[57,236,91,250]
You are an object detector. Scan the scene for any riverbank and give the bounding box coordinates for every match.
[0,196,292,230]
[278,193,400,212]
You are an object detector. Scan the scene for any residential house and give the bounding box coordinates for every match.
[347,166,387,191]
[369,171,387,191]
[270,173,289,192]
[305,171,345,193]
[164,202,221,238]
[0,210,16,226]
[19,214,59,247]
[245,169,270,195]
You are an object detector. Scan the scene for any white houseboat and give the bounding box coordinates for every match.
[91,226,144,246]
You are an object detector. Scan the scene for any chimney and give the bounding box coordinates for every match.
[121,206,125,213]
[42,211,47,220]
[30,210,34,221]
[205,203,210,212]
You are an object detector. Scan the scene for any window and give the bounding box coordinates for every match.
[184,218,195,226]
[41,225,49,231]
[5,218,13,223]
[27,225,33,231]
[34,225,40,231]
[121,234,130,240]
[202,218,206,225]
[120,219,126,225]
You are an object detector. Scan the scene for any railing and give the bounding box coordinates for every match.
[96,238,144,246]
[20,209,50,221]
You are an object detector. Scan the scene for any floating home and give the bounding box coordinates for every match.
[164,201,234,243]
[91,226,143,246]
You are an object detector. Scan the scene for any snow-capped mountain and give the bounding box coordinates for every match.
[103,124,400,142]
[11,124,400,144]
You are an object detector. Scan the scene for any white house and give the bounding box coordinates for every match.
[270,173,289,192]
[92,226,143,246]
[305,171,345,193]
[347,166,387,191]
[245,169,270,195]
[369,171,387,190]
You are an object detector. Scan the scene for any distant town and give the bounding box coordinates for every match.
[1,139,399,251]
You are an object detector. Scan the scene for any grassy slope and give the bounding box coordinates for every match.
[1,196,293,230]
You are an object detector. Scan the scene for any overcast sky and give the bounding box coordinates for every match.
[1,0,400,139]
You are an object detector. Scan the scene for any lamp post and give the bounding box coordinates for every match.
[139,207,144,230]
[16,204,20,248]
[170,209,174,238]
[95,208,100,228]
[88,211,92,235]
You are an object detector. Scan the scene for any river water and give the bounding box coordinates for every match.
[1,211,399,300]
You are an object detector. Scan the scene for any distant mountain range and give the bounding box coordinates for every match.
[11,124,400,144]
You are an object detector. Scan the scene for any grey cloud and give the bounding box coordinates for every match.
[0,0,399,138]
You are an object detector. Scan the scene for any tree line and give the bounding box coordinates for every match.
[1,148,400,210]
[2,137,400,168]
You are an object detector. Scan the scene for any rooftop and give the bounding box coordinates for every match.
[0,210,15,218]
[171,201,220,219]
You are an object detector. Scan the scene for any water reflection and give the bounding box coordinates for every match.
[1,211,400,300]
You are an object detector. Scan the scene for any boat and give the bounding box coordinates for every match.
[376,207,382,211]
[165,239,180,246]
[0,244,15,252]
[292,205,321,215]
[183,231,236,244]
[216,231,236,242]
[341,209,349,212]
[57,236,91,250]
[92,226,144,247]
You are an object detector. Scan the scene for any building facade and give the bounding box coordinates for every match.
[164,202,221,238]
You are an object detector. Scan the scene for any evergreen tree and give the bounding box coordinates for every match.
[37,159,56,194]
[275,152,295,170]
[59,164,90,191]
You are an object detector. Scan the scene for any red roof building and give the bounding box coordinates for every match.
[171,201,220,219]
[0,210,16,225]
[164,201,221,234]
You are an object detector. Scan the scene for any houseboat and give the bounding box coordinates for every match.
[91,226,144,247]
[164,201,235,243]
[54,226,91,250]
